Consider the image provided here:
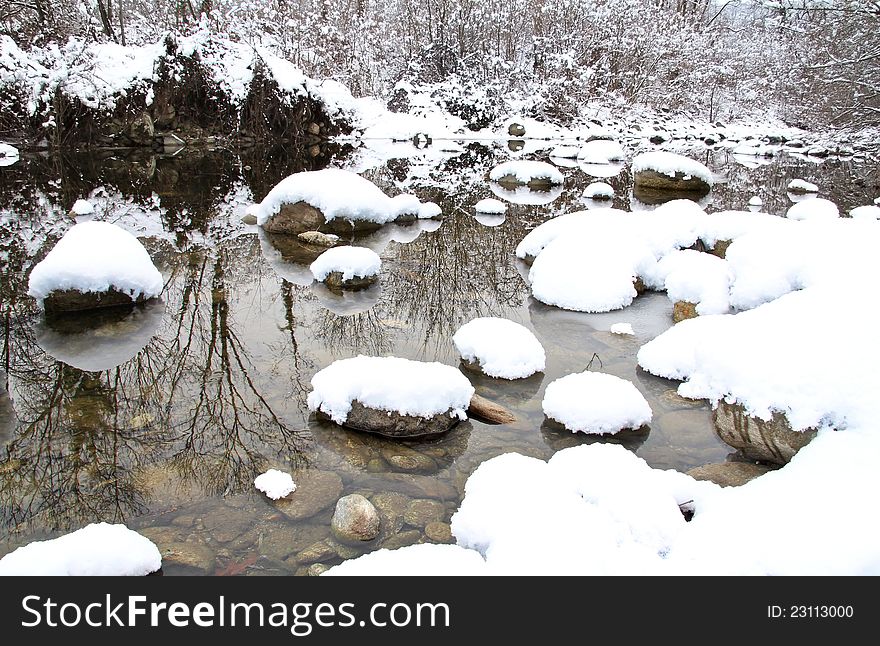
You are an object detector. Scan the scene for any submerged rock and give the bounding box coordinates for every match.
[686,461,775,487]
[298,231,340,247]
[273,470,344,520]
[712,401,816,465]
[331,494,381,543]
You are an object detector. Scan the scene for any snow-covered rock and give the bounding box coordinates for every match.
[474,198,507,214]
[0,143,20,167]
[849,205,880,220]
[309,246,381,290]
[577,139,625,164]
[632,152,713,194]
[610,323,635,335]
[71,199,95,216]
[583,182,614,200]
[452,317,545,379]
[249,168,438,235]
[489,160,564,188]
[542,372,652,434]
[307,356,475,437]
[323,543,487,576]
[748,196,762,207]
[645,249,732,317]
[0,523,161,575]
[27,221,163,313]
[254,469,297,500]
[786,198,839,221]
[787,179,818,194]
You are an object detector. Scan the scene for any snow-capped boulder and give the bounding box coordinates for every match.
[298,230,340,247]
[27,221,163,314]
[453,317,545,379]
[786,198,839,221]
[584,182,614,200]
[489,160,564,189]
[474,198,507,214]
[308,356,475,438]
[577,139,625,164]
[713,401,816,465]
[632,151,712,195]
[249,168,439,235]
[309,246,381,290]
[849,205,880,220]
[71,199,95,216]
[0,523,161,575]
[331,494,381,543]
[787,179,818,194]
[542,371,652,435]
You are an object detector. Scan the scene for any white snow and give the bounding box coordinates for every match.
[71,199,94,215]
[543,371,652,434]
[27,221,164,306]
[786,198,839,221]
[549,145,579,159]
[632,152,713,186]
[489,160,564,186]
[610,323,635,335]
[452,317,545,379]
[0,142,19,166]
[323,543,487,576]
[577,139,625,164]
[849,205,880,220]
[254,469,296,500]
[787,179,818,193]
[474,198,507,214]
[309,246,381,282]
[490,183,563,206]
[584,182,614,199]
[473,213,506,227]
[0,523,161,575]
[875,197,880,206]
[748,196,762,207]
[307,356,475,424]
[644,249,732,316]
[248,169,437,227]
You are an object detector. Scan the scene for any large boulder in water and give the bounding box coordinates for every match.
[712,401,816,465]
[632,152,712,195]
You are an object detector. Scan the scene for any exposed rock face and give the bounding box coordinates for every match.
[316,400,462,438]
[686,461,775,487]
[261,201,332,235]
[672,300,698,323]
[321,271,378,291]
[709,239,732,259]
[42,288,152,315]
[712,401,817,465]
[331,494,381,543]
[508,123,526,137]
[633,169,711,195]
[126,112,155,145]
[466,393,517,425]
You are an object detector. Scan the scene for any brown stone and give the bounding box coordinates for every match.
[467,394,517,425]
[424,521,454,544]
[633,169,711,195]
[261,201,383,236]
[713,401,817,465]
[508,123,526,137]
[494,174,558,190]
[673,300,698,323]
[322,271,378,291]
[709,239,732,259]
[686,461,775,487]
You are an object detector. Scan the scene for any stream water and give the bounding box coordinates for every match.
[0,139,876,574]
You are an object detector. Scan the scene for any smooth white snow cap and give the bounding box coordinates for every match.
[786,198,839,221]
[489,160,564,186]
[249,168,433,227]
[324,543,487,576]
[27,221,164,306]
[71,199,95,215]
[254,469,297,500]
[610,323,635,335]
[632,152,713,186]
[849,205,880,220]
[584,182,614,199]
[307,356,475,424]
[646,249,732,316]
[748,196,763,207]
[474,198,507,214]
[577,140,625,164]
[550,145,579,159]
[0,523,161,575]
[542,371,652,434]
[309,246,381,282]
[453,317,545,379]
[787,179,818,193]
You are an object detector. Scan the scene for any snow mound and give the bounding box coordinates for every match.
[323,543,487,576]
[584,182,614,199]
[307,356,475,424]
[489,160,564,185]
[645,250,732,315]
[550,146,579,159]
[474,198,507,214]
[0,142,20,166]
[71,199,95,215]
[787,179,818,193]
[254,469,296,500]
[249,169,437,227]
[577,140,625,164]
[0,523,161,575]
[453,317,545,379]
[543,372,652,434]
[610,323,635,335]
[27,221,164,306]
[309,246,381,282]
[748,196,762,207]
[632,152,713,186]
[786,198,839,221]
[850,205,880,220]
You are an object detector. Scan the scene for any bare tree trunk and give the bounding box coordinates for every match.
[117,0,126,46]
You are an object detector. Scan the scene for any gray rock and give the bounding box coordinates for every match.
[403,498,446,528]
[273,470,344,520]
[331,494,381,543]
[241,213,258,225]
[686,461,775,487]
[42,288,153,315]
[160,542,216,573]
[508,123,526,137]
[424,521,454,544]
[713,401,816,465]
[317,400,462,438]
[297,231,339,247]
[633,169,711,195]
[296,539,338,565]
